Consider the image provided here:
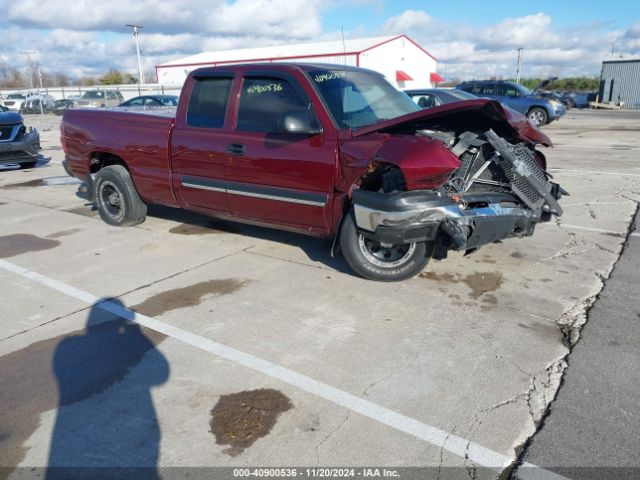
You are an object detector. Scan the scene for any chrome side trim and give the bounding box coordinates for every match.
[180,176,327,207]
[227,188,326,207]
[181,182,226,193]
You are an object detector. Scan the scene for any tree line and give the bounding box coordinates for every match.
[0,63,145,89]
[517,77,600,91]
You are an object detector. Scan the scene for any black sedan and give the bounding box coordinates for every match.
[404,88,478,108]
[118,95,178,107]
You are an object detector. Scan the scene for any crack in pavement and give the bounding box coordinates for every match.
[507,203,640,479]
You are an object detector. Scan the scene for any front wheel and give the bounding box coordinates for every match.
[94,165,147,226]
[527,107,548,126]
[339,209,430,281]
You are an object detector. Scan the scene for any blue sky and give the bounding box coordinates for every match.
[1,0,639,82]
[325,0,639,31]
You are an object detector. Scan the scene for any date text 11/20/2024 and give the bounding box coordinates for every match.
[233,468,400,477]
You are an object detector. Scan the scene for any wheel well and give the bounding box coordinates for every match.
[358,162,406,193]
[528,105,549,114]
[332,163,406,256]
[89,152,128,174]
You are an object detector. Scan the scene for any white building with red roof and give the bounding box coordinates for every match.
[155,35,442,89]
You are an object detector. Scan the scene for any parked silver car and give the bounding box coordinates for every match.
[76,90,124,108]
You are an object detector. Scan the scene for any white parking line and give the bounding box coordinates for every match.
[0,258,568,479]
[548,169,640,178]
[542,223,640,238]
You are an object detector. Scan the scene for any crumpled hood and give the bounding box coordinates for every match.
[351,99,552,147]
[0,111,23,126]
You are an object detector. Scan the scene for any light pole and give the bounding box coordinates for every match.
[515,47,524,84]
[126,24,145,85]
[21,51,36,90]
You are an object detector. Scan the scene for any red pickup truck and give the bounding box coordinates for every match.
[61,63,564,281]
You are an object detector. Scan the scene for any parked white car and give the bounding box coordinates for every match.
[1,93,31,112]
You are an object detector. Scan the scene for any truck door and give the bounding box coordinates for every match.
[225,73,336,233]
[170,75,233,213]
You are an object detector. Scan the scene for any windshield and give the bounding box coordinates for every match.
[309,68,419,129]
[82,91,105,99]
[7,94,26,99]
[518,85,533,96]
[448,90,477,100]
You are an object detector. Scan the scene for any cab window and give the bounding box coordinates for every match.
[237,77,310,133]
[187,77,233,128]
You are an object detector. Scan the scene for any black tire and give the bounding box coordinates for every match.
[19,161,37,169]
[339,209,430,281]
[93,165,147,226]
[527,107,548,126]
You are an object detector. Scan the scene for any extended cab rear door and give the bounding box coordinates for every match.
[171,73,234,213]
[225,70,337,234]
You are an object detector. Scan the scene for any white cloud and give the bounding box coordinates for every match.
[477,13,560,49]
[2,2,639,85]
[211,0,322,38]
[382,10,432,33]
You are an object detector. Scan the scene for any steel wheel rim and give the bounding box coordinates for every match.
[99,181,123,219]
[529,110,545,125]
[358,235,416,268]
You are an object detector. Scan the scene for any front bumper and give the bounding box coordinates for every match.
[0,129,40,165]
[353,189,549,252]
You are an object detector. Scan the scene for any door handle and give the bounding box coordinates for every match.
[226,143,246,156]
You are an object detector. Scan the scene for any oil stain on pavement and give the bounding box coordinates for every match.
[0,300,167,474]
[0,234,60,258]
[420,271,504,299]
[210,389,293,456]
[130,279,246,317]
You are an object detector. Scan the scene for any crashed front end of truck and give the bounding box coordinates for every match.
[346,100,566,261]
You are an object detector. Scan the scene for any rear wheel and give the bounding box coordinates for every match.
[339,209,430,281]
[94,165,147,226]
[527,107,548,126]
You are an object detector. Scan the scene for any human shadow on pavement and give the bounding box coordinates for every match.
[46,299,169,480]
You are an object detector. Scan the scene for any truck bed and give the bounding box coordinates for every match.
[62,108,178,206]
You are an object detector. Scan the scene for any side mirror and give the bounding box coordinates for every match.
[281,111,322,136]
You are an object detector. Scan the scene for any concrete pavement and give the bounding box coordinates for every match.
[0,110,639,479]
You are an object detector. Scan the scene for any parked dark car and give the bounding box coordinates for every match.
[53,99,77,116]
[0,111,40,168]
[404,88,478,108]
[119,95,178,107]
[456,80,566,126]
[20,95,56,114]
[564,91,598,109]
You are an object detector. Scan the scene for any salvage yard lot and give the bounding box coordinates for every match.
[1,110,639,478]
